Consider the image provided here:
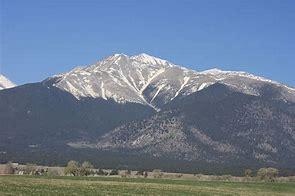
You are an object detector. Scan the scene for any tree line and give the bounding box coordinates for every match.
[1,160,282,182]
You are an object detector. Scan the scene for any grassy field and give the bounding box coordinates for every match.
[0,175,295,196]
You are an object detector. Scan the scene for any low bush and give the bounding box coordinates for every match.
[152,169,163,179]
[257,167,279,182]
[109,169,119,175]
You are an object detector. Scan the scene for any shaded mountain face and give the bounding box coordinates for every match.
[0,82,154,150]
[0,53,294,173]
[95,83,295,168]
[0,75,15,90]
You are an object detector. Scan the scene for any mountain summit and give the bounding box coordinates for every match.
[47,53,295,109]
[130,53,171,65]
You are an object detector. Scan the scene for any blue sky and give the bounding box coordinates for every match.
[1,0,294,86]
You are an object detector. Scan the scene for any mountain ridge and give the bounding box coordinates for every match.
[45,53,295,110]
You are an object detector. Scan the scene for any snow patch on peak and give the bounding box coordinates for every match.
[0,74,16,90]
[102,53,129,63]
[201,68,231,75]
[201,68,279,84]
[90,54,129,67]
[171,76,190,100]
[114,53,128,57]
[131,53,170,66]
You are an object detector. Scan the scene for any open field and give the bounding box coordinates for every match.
[1,175,295,195]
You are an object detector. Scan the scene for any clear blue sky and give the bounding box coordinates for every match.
[1,0,294,86]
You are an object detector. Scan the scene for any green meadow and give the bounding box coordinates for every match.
[1,175,295,195]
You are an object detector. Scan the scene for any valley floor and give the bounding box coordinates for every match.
[1,175,295,195]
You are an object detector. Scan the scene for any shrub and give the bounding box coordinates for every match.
[64,160,80,176]
[121,170,131,178]
[136,170,144,176]
[126,169,131,175]
[257,167,279,182]
[96,168,107,176]
[79,161,94,176]
[244,169,252,177]
[221,175,232,181]
[24,163,37,175]
[109,169,119,175]
[152,169,163,178]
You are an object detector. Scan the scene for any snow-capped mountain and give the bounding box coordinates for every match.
[47,53,295,109]
[1,53,295,173]
[0,74,15,90]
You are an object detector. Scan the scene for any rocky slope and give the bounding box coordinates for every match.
[95,83,295,167]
